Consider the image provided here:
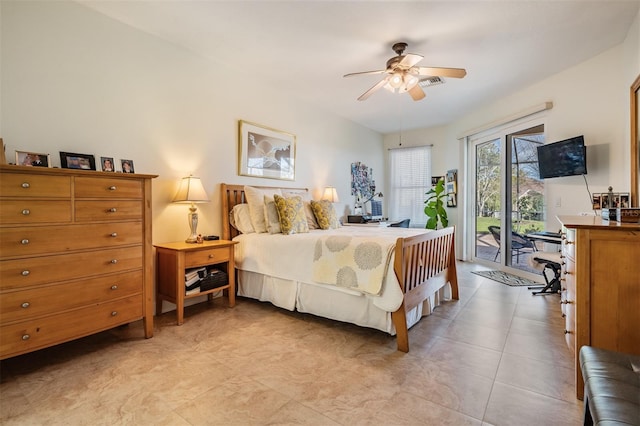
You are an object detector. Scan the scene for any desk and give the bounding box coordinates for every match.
[526,231,562,249]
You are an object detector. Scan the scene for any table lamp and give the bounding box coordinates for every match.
[172,175,210,243]
[322,186,340,203]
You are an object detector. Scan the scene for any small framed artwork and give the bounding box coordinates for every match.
[446,169,458,195]
[447,193,457,208]
[16,151,50,167]
[238,119,296,180]
[431,176,444,186]
[592,193,602,209]
[60,152,96,170]
[120,159,135,173]
[100,157,115,172]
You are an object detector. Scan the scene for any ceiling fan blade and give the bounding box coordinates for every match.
[415,67,467,78]
[357,78,388,101]
[408,84,426,101]
[398,53,423,69]
[343,70,386,78]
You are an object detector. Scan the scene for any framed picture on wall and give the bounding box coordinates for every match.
[238,120,296,181]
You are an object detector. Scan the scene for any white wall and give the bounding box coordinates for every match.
[0,1,384,245]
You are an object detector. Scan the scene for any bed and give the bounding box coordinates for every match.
[221,183,459,352]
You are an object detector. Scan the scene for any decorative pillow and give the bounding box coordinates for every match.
[263,195,281,234]
[229,204,255,234]
[281,190,319,229]
[273,194,309,235]
[244,185,282,233]
[310,200,340,230]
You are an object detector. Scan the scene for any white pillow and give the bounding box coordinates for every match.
[244,186,282,233]
[263,195,281,234]
[229,204,255,234]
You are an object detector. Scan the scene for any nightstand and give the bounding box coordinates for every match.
[154,240,238,325]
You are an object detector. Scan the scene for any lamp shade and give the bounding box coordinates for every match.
[172,176,210,203]
[322,186,340,203]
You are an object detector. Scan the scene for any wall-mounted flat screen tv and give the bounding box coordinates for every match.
[537,135,587,179]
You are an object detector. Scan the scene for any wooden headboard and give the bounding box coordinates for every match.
[220,183,309,240]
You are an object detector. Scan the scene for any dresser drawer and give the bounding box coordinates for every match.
[75,177,143,199]
[0,246,142,290]
[0,200,72,224]
[562,228,576,260]
[0,270,143,323]
[0,173,71,198]
[0,294,143,359]
[0,222,143,258]
[185,246,231,268]
[75,201,142,222]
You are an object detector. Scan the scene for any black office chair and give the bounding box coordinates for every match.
[389,219,410,228]
[487,225,536,262]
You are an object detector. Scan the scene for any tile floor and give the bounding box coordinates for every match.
[0,262,583,425]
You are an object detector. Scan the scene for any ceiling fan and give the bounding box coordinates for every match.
[344,42,467,101]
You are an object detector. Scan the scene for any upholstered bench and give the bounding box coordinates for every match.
[579,346,640,426]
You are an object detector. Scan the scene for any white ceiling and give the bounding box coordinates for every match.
[77,0,639,134]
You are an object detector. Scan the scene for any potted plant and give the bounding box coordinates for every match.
[424,179,448,229]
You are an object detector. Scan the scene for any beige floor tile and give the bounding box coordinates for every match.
[483,382,583,426]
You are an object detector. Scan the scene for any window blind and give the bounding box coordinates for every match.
[388,145,432,227]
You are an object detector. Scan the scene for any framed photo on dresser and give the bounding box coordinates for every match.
[60,152,96,170]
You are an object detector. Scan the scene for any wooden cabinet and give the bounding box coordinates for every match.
[558,215,640,400]
[0,165,156,359]
[154,240,237,325]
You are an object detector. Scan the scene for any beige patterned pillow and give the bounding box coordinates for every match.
[273,194,309,235]
[244,186,282,233]
[263,195,281,234]
[310,200,340,230]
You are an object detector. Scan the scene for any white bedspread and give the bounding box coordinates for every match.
[233,226,428,313]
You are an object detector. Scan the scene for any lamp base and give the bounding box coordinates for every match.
[185,206,199,244]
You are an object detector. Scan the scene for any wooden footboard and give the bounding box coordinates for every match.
[392,227,458,353]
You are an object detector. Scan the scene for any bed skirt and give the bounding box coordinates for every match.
[237,270,452,335]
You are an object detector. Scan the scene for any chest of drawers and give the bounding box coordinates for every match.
[0,165,157,359]
[558,215,640,400]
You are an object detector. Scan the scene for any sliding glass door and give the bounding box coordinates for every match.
[471,125,545,275]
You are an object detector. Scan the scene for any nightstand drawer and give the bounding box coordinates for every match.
[0,173,71,198]
[74,177,143,199]
[0,222,142,258]
[184,247,232,268]
[0,270,143,323]
[75,201,142,222]
[0,200,72,224]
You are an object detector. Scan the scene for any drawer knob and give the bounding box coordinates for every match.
[109,186,117,191]
[209,254,214,258]
[109,208,117,213]
[21,270,30,276]
[111,311,118,317]
[561,313,566,318]
[21,182,31,189]
[565,241,574,245]
[22,334,30,341]
[110,232,118,238]
[20,239,30,245]
[111,285,118,290]
[110,259,118,264]
[21,209,30,215]
[560,300,573,305]
[563,271,571,275]
[21,302,30,309]
[564,329,572,335]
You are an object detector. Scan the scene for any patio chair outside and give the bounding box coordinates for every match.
[487,225,536,262]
